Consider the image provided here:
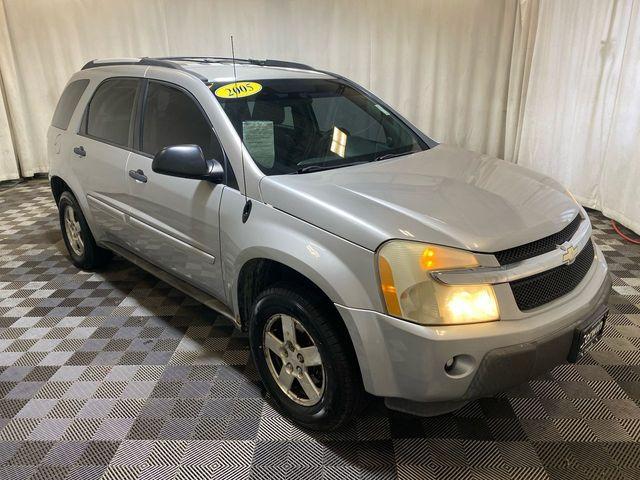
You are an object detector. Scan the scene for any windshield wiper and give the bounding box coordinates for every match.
[297,151,418,173]
[372,151,415,162]
[297,161,366,174]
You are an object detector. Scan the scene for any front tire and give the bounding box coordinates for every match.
[249,283,365,430]
[58,191,112,270]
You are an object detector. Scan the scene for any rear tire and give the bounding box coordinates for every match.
[58,191,112,270]
[249,283,365,430]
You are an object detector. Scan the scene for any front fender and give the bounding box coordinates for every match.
[219,188,382,316]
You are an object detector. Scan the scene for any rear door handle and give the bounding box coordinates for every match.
[128,169,147,183]
[73,146,86,157]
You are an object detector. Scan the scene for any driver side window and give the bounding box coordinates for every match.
[141,81,223,160]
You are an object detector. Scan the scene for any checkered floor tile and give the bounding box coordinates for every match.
[1,179,639,480]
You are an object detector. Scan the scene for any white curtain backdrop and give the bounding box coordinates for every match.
[600,0,640,234]
[0,0,515,174]
[514,0,640,233]
[0,0,638,231]
[0,3,18,181]
[0,71,18,181]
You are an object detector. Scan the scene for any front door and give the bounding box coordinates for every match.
[124,80,227,299]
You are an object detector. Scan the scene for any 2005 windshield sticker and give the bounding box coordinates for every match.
[214,81,262,99]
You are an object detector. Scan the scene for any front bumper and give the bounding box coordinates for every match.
[336,243,611,410]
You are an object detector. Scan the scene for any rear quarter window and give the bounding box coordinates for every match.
[51,79,90,130]
[85,78,139,147]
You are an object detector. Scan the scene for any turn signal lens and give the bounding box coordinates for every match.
[419,245,479,271]
[378,256,402,317]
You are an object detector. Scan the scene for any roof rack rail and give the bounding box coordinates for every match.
[81,56,317,83]
[81,57,209,82]
[156,56,252,64]
[247,59,314,70]
[155,56,315,71]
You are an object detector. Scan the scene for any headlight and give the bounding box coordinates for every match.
[377,241,499,325]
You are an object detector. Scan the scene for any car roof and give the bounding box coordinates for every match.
[81,57,335,83]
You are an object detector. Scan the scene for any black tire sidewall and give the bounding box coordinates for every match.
[250,289,346,427]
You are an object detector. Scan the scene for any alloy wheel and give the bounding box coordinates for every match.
[64,205,84,256]
[262,313,325,406]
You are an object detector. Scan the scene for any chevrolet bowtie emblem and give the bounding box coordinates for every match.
[559,242,578,265]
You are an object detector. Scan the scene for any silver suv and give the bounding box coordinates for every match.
[48,57,611,429]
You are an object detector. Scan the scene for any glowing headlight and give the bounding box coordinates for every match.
[377,241,499,325]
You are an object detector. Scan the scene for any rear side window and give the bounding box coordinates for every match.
[141,81,222,159]
[86,78,138,147]
[51,79,89,130]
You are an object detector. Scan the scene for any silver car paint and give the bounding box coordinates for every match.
[340,244,610,401]
[48,60,610,405]
[121,159,227,299]
[219,187,383,313]
[260,144,581,252]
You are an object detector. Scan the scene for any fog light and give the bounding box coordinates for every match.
[444,357,455,372]
[443,354,476,378]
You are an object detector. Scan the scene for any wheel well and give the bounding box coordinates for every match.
[237,259,338,329]
[236,258,364,387]
[50,176,70,205]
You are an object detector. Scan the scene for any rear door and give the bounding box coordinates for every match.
[74,77,140,246]
[123,79,227,299]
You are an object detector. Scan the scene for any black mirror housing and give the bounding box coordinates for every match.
[152,145,224,183]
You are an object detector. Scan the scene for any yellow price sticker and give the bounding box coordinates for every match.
[214,81,262,99]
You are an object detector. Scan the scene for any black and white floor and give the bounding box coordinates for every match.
[1,179,639,480]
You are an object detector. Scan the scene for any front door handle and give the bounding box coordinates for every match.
[128,169,147,183]
[73,146,86,157]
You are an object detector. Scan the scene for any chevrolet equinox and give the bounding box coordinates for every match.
[48,57,611,430]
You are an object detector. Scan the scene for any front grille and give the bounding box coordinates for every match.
[495,215,582,265]
[510,239,595,311]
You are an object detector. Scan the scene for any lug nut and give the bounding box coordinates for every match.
[287,342,295,352]
[285,363,293,374]
[297,354,304,363]
[296,366,303,377]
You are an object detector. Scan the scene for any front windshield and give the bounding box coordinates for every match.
[211,78,426,175]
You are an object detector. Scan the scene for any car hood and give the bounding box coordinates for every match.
[259,144,580,252]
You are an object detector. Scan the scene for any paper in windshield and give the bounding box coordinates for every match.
[242,120,275,168]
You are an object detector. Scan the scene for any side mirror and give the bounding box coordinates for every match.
[151,144,224,183]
